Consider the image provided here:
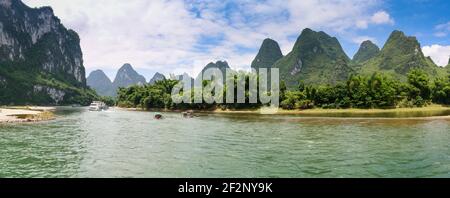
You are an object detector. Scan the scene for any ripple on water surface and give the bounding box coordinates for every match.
[0,107,449,178]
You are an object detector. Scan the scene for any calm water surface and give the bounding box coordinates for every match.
[0,107,449,178]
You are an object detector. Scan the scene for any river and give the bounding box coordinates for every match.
[0,107,449,178]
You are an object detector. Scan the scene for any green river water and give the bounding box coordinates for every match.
[0,107,449,178]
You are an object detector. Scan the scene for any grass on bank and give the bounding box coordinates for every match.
[278,104,450,114]
[121,104,450,117]
[209,104,450,117]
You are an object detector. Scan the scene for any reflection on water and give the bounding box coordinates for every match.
[0,107,449,178]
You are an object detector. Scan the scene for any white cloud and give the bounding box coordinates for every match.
[434,32,447,38]
[355,10,394,30]
[370,11,394,25]
[434,22,450,38]
[436,22,450,31]
[22,0,392,79]
[356,20,369,29]
[422,45,450,66]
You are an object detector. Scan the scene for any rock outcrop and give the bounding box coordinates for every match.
[0,0,95,105]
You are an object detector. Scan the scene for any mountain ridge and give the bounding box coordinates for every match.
[88,29,449,93]
[360,30,446,80]
[87,64,147,97]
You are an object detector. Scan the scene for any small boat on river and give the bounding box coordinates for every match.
[154,113,163,120]
[89,101,108,111]
[182,110,195,118]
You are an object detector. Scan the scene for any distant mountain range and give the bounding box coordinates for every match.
[88,61,235,97]
[87,63,163,97]
[253,28,447,87]
[90,27,449,96]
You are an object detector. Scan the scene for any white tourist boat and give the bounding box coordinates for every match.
[89,101,108,111]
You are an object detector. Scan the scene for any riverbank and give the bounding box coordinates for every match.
[0,107,56,123]
[214,105,450,118]
[119,105,450,118]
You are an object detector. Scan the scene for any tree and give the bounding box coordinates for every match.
[407,69,432,102]
[116,71,438,111]
[280,91,306,110]
[432,75,450,105]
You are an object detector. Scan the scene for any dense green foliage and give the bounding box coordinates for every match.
[447,59,450,71]
[99,96,116,107]
[281,69,450,110]
[0,61,98,105]
[116,69,450,110]
[432,69,450,105]
[117,72,267,110]
[117,80,179,109]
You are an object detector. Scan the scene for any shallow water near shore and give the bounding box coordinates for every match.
[0,107,449,178]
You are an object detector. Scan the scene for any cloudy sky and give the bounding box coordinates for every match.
[23,0,450,81]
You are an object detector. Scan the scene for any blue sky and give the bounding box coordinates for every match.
[338,0,450,61]
[365,0,449,48]
[23,0,450,81]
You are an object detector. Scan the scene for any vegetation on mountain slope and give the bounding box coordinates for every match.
[251,38,283,70]
[272,28,354,87]
[353,40,380,63]
[360,30,446,80]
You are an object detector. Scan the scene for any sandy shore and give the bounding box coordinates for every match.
[0,107,55,123]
